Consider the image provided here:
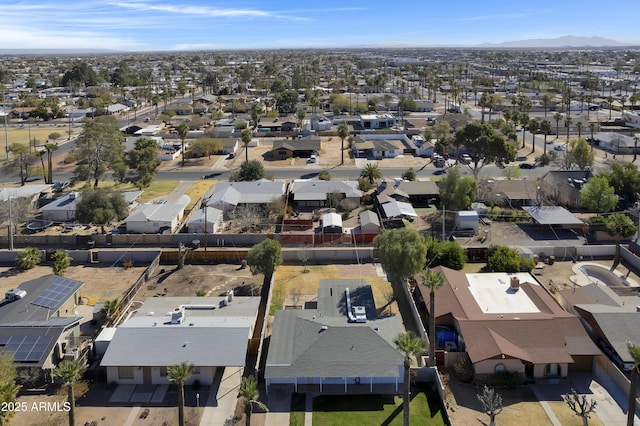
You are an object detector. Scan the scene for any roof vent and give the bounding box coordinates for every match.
[320,325,328,332]
[636,306,640,312]
[171,309,184,324]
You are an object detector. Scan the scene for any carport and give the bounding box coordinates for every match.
[522,206,584,228]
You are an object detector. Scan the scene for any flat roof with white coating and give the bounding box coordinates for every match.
[465,272,541,314]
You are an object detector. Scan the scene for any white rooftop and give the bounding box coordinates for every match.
[466,272,541,314]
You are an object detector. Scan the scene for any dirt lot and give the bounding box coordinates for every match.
[0,265,147,307]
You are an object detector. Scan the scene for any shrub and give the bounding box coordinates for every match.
[452,353,474,383]
[493,371,522,388]
[318,171,331,181]
[123,259,134,270]
[51,250,71,276]
[520,257,536,272]
[195,289,207,297]
[17,247,42,270]
[401,167,416,181]
[358,177,372,192]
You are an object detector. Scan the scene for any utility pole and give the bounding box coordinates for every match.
[441,204,446,241]
[8,196,13,251]
[204,206,208,253]
[3,86,8,160]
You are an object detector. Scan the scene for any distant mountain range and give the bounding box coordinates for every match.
[477,35,637,48]
[0,49,118,55]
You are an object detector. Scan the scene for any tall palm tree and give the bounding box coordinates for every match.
[529,118,540,154]
[540,120,552,155]
[607,95,614,120]
[168,361,195,426]
[239,375,268,426]
[565,117,573,142]
[177,122,190,167]
[360,163,382,184]
[576,121,583,140]
[520,113,529,149]
[627,342,640,426]
[44,143,58,184]
[337,123,349,165]
[589,122,597,152]
[419,269,445,367]
[54,360,86,426]
[553,113,563,141]
[541,94,551,117]
[241,128,253,162]
[394,332,425,426]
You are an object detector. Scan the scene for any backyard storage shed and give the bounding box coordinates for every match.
[322,212,343,234]
[456,210,479,231]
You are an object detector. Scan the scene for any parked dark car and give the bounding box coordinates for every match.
[519,163,535,169]
[52,181,69,192]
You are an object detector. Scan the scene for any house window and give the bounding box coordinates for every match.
[192,367,200,375]
[118,366,134,379]
[160,367,168,377]
[544,363,561,376]
[494,363,506,373]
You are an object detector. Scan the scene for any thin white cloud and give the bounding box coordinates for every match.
[456,12,530,21]
[0,26,147,51]
[106,1,309,21]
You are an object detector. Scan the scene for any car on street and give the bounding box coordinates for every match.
[460,153,472,164]
[519,163,535,169]
[53,181,69,192]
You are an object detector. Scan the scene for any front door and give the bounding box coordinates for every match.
[143,367,152,384]
[525,364,534,381]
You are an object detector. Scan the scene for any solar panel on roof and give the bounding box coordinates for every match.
[31,277,80,310]
[0,336,10,345]
[6,335,54,363]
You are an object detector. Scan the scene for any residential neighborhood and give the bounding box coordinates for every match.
[2,42,640,426]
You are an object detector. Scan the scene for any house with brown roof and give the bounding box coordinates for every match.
[270,136,320,160]
[413,267,599,382]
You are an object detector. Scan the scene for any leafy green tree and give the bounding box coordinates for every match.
[627,342,640,426]
[177,122,190,167]
[401,168,416,181]
[425,237,466,270]
[455,123,515,178]
[360,163,382,184]
[580,176,617,213]
[51,250,71,276]
[568,138,595,170]
[393,332,424,426]
[167,362,195,426]
[419,269,445,367]
[239,376,268,426]
[373,228,428,299]
[503,165,522,180]
[76,188,128,224]
[487,245,531,273]
[231,160,265,182]
[563,388,597,426]
[247,239,282,279]
[0,354,20,426]
[438,168,477,211]
[16,247,42,270]
[249,102,261,128]
[73,116,124,187]
[125,138,161,188]
[275,89,299,114]
[190,138,221,158]
[478,385,503,426]
[606,162,640,203]
[61,62,98,87]
[241,128,253,163]
[54,360,86,426]
[337,123,349,165]
[604,213,637,264]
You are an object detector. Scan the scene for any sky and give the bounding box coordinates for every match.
[1,0,640,51]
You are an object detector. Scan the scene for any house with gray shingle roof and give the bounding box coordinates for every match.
[270,136,321,160]
[100,295,260,385]
[265,280,405,395]
[205,180,286,213]
[290,180,361,210]
[124,194,190,233]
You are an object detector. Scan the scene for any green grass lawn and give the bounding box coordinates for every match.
[289,392,306,426]
[312,389,447,426]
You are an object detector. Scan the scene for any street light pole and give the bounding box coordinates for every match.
[8,196,13,251]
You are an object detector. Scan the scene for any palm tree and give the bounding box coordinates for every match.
[337,123,349,165]
[54,360,86,426]
[520,113,529,149]
[168,361,195,426]
[419,269,445,367]
[177,122,190,167]
[576,121,583,139]
[541,94,551,117]
[239,375,268,426]
[607,95,614,120]
[589,122,597,152]
[565,117,573,142]
[529,118,540,154]
[627,341,640,426]
[540,119,552,155]
[394,332,425,426]
[502,109,512,127]
[44,143,58,184]
[360,163,382,184]
[101,299,120,324]
[553,113,563,141]
[241,128,253,162]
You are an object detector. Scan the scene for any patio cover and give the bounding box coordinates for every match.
[522,206,584,226]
